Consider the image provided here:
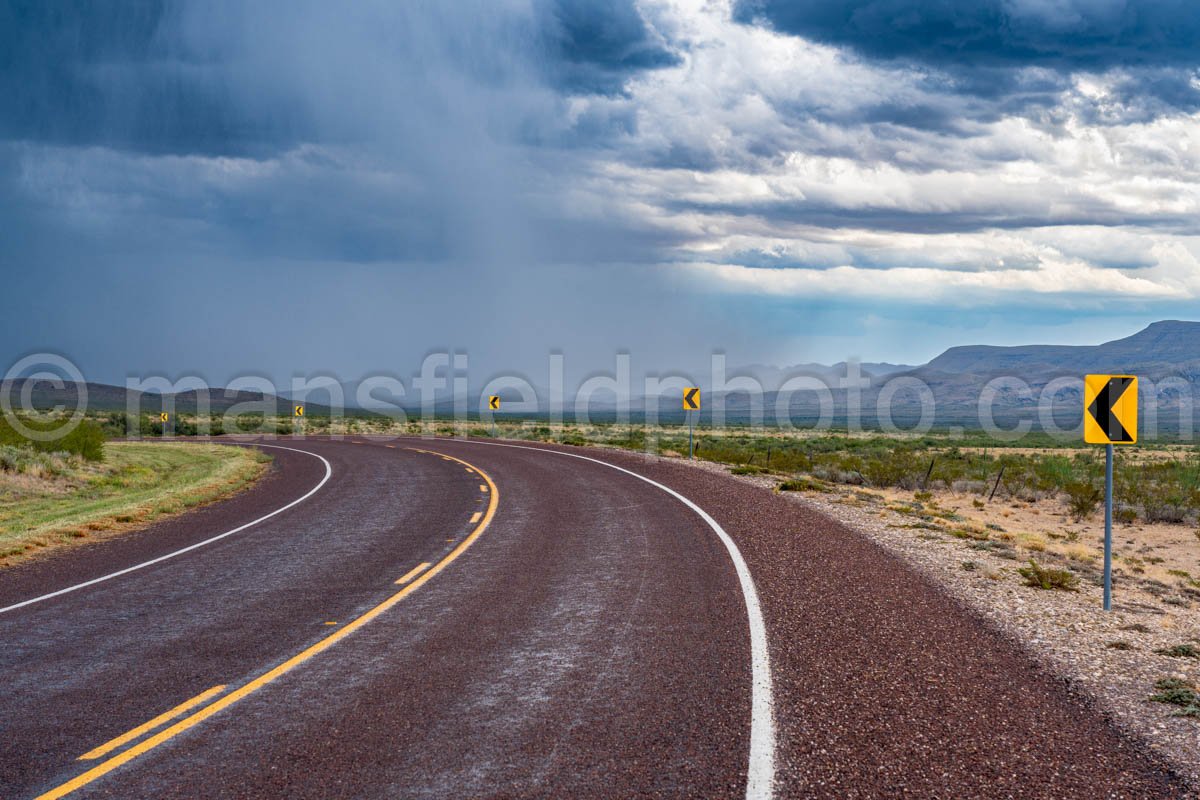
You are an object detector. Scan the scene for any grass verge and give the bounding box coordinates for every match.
[0,442,270,566]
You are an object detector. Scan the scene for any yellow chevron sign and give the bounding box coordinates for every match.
[1084,375,1137,445]
[489,395,500,410]
[159,412,169,423]
[683,387,700,411]
[294,405,305,418]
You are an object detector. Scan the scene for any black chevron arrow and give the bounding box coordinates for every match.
[1087,377,1134,443]
[684,388,699,409]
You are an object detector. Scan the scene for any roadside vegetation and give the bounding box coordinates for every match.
[0,432,269,567]
[41,409,1200,528]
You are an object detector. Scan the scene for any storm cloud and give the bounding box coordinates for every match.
[2,1,1200,385]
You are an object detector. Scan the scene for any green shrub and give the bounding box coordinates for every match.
[1114,506,1138,524]
[1154,644,1200,659]
[1017,559,1079,591]
[0,445,75,476]
[1149,678,1200,717]
[778,476,829,492]
[0,415,104,461]
[1064,480,1103,522]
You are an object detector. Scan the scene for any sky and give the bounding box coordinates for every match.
[3,0,1200,389]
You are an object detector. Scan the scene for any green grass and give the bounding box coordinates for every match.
[0,442,269,565]
[0,415,104,461]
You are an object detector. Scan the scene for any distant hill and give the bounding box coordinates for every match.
[5,380,345,416]
[703,321,1200,433]
[925,321,1200,379]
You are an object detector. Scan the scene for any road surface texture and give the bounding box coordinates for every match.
[0,437,1189,799]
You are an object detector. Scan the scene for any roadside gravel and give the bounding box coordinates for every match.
[679,455,1200,791]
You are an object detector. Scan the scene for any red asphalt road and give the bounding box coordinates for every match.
[0,436,1190,799]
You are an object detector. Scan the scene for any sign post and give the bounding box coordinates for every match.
[683,387,700,459]
[160,412,170,438]
[1083,374,1138,611]
[293,404,304,437]
[488,395,500,438]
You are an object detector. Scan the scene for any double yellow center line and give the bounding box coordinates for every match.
[38,447,498,800]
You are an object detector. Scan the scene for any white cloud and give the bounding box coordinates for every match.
[541,0,1200,306]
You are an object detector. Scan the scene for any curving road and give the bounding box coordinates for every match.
[0,437,1189,799]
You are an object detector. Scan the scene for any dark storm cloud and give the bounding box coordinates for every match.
[0,0,307,156]
[0,0,676,157]
[536,0,680,93]
[733,0,1200,70]
[734,0,1200,114]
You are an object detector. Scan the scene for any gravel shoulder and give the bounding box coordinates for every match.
[673,453,1200,791]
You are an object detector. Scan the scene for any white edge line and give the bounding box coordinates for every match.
[429,439,775,800]
[0,443,332,615]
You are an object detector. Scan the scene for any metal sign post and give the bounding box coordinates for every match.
[1083,374,1137,611]
[1103,443,1113,610]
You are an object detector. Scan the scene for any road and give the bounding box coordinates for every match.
[0,437,1189,798]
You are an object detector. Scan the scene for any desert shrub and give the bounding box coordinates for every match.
[1114,505,1138,524]
[1154,644,1200,659]
[859,450,923,489]
[0,415,104,461]
[778,476,829,492]
[0,445,76,476]
[1141,485,1199,524]
[1064,480,1103,522]
[1017,559,1079,591]
[1033,455,1078,492]
[1150,678,1200,717]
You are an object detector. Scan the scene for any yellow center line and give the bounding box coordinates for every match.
[78,685,227,761]
[395,562,432,585]
[469,511,482,524]
[38,447,500,800]
[479,484,487,493]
